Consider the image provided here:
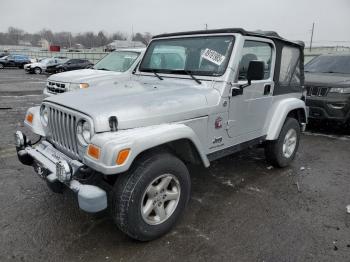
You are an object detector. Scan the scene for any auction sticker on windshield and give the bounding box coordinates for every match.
[202,48,226,66]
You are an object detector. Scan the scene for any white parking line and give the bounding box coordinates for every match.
[304,131,350,141]
[0,147,16,158]
[0,94,43,98]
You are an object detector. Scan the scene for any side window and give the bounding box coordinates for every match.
[279,46,300,86]
[238,40,273,80]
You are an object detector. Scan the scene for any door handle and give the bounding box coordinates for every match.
[264,84,271,95]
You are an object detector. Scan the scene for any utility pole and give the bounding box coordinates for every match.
[131,25,134,40]
[309,22,315,52]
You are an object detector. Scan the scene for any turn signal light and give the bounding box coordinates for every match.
[80,83,89,89]
[87,144,100,159]
[26,113,34,124]
[116,149,130,165]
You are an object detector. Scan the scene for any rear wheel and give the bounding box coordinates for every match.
[265,117,301,167]
[111,151,191,241]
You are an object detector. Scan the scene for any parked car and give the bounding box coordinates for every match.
[305,54,350,123]
[44,48,145,96]
[46,59,93,74]
[15,28,306,241]
[0,52,9,58]
[24,57,67,74]
[0,54,31,69]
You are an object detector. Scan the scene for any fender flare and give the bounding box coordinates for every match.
[266,98,307,140]
[84,123,210,175]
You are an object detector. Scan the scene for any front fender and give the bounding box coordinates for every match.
[266,98,307,140]
[83,123,210,175]
[24,106,46,136]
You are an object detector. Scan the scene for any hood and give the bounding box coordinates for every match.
[28,62,43,68]
[45,79,218,132]
[48,69,123,83]
[305,72,350,87]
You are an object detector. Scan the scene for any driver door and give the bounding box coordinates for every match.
[227,38,275,142]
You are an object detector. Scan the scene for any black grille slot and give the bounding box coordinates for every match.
[306,86,329,97]
[46,81,67,94]
[48,107,79,158]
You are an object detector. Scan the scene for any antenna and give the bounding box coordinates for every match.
[205,24,208,30]
[309,22,315,52]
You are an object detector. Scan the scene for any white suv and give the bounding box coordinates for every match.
[43,48,145,96]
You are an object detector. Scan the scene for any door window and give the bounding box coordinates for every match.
[238,40,273,80]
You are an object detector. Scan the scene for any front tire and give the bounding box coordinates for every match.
[34,67,42,74]
[111,151,191,241]
[265,117,301,167]
[0,63,4,69]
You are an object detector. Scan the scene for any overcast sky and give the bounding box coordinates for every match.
[0,0,349,44]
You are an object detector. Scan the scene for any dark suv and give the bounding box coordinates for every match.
[0,54,31,69]
[46,59,93,73]
[305,54,350,123]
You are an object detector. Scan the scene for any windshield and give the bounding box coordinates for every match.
[93,51,140,72]
[41,58,52,64]
[139,36,235,76]
[305,55,350,74]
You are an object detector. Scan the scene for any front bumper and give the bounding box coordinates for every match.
[306,96,350,122]
[15,132,107,213]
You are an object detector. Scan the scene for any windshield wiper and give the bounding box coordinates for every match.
[184,70,201,84]
[97,68,110,71]
[151,70,163,80]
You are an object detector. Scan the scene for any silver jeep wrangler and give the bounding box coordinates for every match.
[15,28,307,241]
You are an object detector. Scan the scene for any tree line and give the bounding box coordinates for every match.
[0,27,152,48]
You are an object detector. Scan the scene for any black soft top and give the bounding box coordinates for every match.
[153,28,304,48]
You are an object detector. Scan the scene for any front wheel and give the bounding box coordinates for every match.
[34,67,42,74]
[111,152,191,241]
[0,63,4,69]
[265,117,301,167]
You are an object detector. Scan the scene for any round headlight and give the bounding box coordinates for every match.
[76,120,91,146]
[40,105,49,127]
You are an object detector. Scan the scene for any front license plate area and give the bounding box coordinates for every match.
[33,161,50,179]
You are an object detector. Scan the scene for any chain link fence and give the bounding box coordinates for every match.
[10,50,108,63]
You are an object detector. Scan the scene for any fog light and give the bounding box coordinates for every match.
[14,131,25,148]
[56,160,72,183]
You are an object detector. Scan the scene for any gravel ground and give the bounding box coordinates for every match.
[1,69,350,262]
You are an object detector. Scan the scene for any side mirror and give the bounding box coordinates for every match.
[246,60,265,85]
[233,60,265,96]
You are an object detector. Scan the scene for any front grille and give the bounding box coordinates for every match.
[47,81,67,94]
[48,106,79,158]
[306,86,329,97]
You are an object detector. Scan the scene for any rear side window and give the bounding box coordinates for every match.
[238,40,273,80]
[279,47,301,86]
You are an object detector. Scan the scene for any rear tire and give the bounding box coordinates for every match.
[111,151,191,241]
[265,117,301,167]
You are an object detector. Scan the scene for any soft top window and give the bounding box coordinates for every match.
[279,46,301,86]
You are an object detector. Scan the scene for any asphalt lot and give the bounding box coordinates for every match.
[1,69,350,262]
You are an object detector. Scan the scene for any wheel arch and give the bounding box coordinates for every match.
[131,138,207,169]
[266,98,307,140]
